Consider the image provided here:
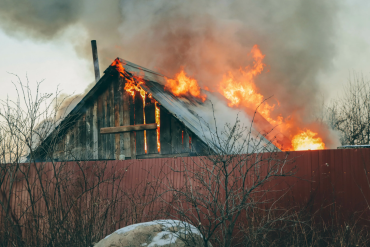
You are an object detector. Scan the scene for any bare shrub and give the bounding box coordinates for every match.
[0,76,160,247]
[324,73,370,145]
[154,104,297,247]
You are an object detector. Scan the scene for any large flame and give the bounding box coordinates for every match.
[123,73,148,153]
[165,70,207,102]
[164,46,326,151]
[219,45,283,127]
[217,46,326,150]
[111,59,161,154]
[292,130,325,151]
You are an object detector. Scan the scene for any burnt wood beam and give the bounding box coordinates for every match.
[100,123,157,134]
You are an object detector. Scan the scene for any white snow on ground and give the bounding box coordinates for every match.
[104,220,201,246]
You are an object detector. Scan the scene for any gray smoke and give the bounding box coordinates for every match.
[0,0,340,147]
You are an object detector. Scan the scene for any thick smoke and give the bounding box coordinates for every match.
[0,0,340,147]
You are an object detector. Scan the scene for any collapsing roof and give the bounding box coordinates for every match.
[32,58,278,161]
[118,58,278,153]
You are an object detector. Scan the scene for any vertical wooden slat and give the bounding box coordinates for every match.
[80,114,86,159]
[93,101,99,160]
[103,90,108,159]
[97,94,103,160]
[109,82,115,159]
[190,134,202,155]
[64,133,70,160]
[70,124,76,158]
[89,106,94,159]
[118,78,125,159]
[114,77,120,160]
[182,128,190,153]
[86,108,91,158]
[123,87,131,158]
[146,97,157,154]
[160,106,171,155]
[105,88,110,159]
[170,116,182,154]
[129,93,136,159]
[135,91,145,156]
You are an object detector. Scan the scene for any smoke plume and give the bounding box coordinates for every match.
[0,0,340,147]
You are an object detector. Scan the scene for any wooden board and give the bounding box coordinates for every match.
[129,91,136,159]
[92,101,98,159]
[79,115,86,159]
[108,83,115,159]
[145,97,158,154]
[191,135,208,156]
[159,106,171,154]
[171,116,182,154]
[97,93,103,159]
[100,124,157,134]
[89,104,94,159]
[182,128,190,153]
[114,78,120,160]
[85,107,91,158]
[135,91,145,155]
[105,85,111,159]
[123,88,131,158]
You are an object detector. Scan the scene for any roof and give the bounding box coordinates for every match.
[119,58,278,153]
[33,58,278,158]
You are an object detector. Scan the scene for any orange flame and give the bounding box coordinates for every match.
[111,58,126,75]
[123,76,148,153]
[216,45,325,151]
[219,45,283,128]
[165,70,207,102]
[292,130,325,151]
[155,102,161,153]
[111,58,162,154]
[142,93,147,154]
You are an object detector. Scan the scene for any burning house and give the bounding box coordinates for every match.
[31,42,277,162]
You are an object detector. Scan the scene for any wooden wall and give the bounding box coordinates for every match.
[52,76,207,161]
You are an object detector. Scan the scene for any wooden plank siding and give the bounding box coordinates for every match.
[160,106,172,155]
[135,91,145,156]
[145,97,158,154]
[41,76,208,161]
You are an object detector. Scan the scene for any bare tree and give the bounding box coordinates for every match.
[0,76,161,247]
[324,73,370,145]
[156,106,296,247]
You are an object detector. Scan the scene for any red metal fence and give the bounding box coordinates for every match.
[1,148,370,241]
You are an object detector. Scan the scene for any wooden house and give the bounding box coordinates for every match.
[32,57,277,162]
[32,59,216,161]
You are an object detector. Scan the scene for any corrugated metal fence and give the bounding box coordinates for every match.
[1,149,370,241]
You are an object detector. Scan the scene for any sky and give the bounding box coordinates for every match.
[0,0,369,114]
[0,27,93,100]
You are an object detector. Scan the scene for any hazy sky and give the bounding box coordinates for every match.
[0,0,369,104]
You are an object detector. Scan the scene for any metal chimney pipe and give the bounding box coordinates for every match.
[91,40,100,83]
